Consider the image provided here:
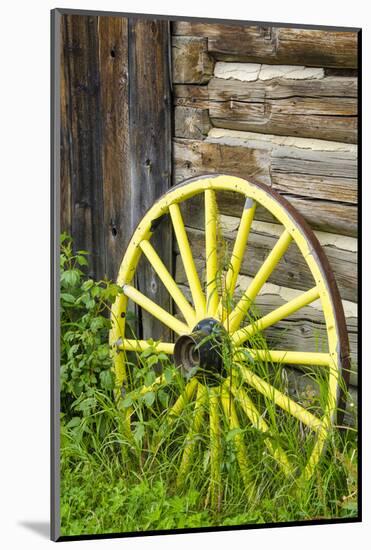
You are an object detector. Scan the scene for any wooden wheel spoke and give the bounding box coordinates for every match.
[117,339,174,354]
[177,384,207,488]
[230,384,293,476]
[234,348,331,367]
[225,229,293,333]
[301,426,330,482]
[138,374,167,397]
[153,379,198,451]
[122,284,189,335]
[218,198,256,321]
[233,286,320,346]
[236,363,323,431]
[167,378,199,421]
[205,189,219,317]
[169,203,206,319]
[209,387,222,510]
[220,384,251,488]
[140,239,196,327]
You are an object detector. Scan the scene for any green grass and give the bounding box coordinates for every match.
[60,374,358,536]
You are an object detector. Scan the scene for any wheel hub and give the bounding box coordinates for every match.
[174,318,227,385]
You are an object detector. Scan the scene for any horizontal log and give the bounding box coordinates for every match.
[173,137,272,185]
[325,68,358,78]
[271,148,357,204]
[208,75,357,101]
[173,137,358,236]
[175,129,357,202]
[209,86,357,144]
[172,22,358,68]
[172,36,214,84]
[174,76,357,143]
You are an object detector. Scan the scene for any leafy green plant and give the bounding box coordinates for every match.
[60,233,122,420]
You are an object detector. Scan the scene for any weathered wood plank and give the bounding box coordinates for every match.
[128,19,172,341]
[177,77,357,143]
[282,196,357,238]
[173,137,272,186]
[98,16,130,281]
[173,22,358,68]
[271,149,357,204]
[61,14,105,279]
[174,106,211,139]
[208,75,357,101]
[60,18,72,236]
[174,84,210,109]
[208,129,357,203]
[173,137,358,236]
[172,36,214,84]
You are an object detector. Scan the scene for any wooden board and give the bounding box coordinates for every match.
[128,19,172,341]
[172,36,214,83]
[60,14,172,340]
[60,14,105,280]
[98,16,130,281]
[172,22,358,68]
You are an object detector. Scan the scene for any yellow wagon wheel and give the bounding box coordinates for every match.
[110,174,350,498]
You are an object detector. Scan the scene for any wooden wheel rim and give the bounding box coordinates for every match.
[110,174,350,484]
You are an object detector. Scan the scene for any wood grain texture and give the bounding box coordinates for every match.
[173,138,357,236]
[174,77,357,143]
[174,84,210,109]
[60,20,72,236]
[173,22,358,68]
[128,19,172,341]
[60,14,172,340]
[61,14,105,279]
[174,106,211,139]
[173,137,272,186]
[208,77,357,143]
[172,36,214,83]
[98,16,130,280]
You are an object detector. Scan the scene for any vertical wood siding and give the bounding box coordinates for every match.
[60,14,172,338]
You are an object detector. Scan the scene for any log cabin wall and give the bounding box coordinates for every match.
[171,22,359,423]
